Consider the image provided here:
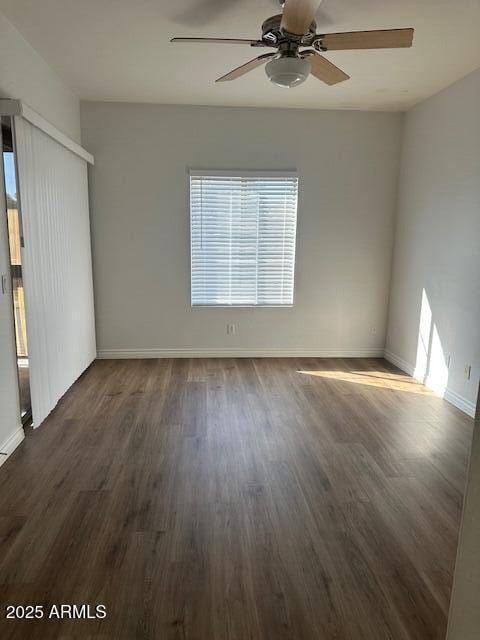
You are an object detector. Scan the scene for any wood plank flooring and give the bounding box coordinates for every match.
[0,358,474,640]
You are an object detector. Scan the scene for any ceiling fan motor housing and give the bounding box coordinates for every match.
[261,14,317,46]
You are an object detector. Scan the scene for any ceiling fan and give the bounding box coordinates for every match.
[171,0,414,88]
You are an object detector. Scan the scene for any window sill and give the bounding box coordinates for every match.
[191,304,294,309]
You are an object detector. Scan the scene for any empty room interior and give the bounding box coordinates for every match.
[0,1,479,638]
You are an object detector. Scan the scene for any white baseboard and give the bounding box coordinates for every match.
[443,388,477,418]
[384,349,476,418]
[97,347,385,359]
[0,426,25,468]
[383,350,415,377]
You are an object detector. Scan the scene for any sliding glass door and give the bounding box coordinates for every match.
[1,116,31,423]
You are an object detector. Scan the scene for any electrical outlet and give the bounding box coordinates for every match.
[227,324,236,335]
[464,364,472,380]
[446,354,451,369]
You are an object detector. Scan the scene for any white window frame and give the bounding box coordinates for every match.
[189,169,299,308]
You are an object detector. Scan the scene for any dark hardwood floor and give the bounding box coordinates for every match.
[0,358,474,639]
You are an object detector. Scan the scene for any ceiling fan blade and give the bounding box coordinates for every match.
[216,53,276,82]
[170,37,263,45]
[281,0,322,36]
[304,51,350,85]
[320,28,414,51]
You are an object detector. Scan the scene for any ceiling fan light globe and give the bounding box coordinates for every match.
[265,56,311,88]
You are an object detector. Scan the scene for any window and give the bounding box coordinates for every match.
[190,171,298,306]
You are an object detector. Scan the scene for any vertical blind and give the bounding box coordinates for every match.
[14,118,96,427]
[190,171,298,306]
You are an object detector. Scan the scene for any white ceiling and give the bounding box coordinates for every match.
[1,0,480,111]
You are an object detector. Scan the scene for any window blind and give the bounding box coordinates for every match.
[190,172,298,306]
[14,117,96,427]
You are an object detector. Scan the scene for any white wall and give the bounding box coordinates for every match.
[81,102,402,357]
[0,11,80,142]
[386,69,480,416]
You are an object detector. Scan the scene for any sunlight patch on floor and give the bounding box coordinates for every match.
[296,369,435,394]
